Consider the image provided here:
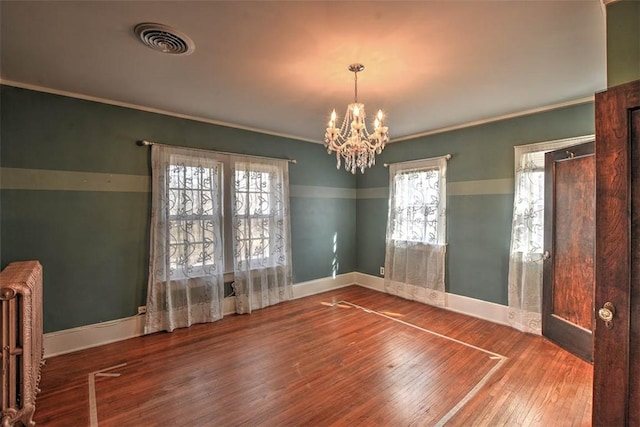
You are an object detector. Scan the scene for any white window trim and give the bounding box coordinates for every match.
[513,134,595,172]
[388,155,449,245]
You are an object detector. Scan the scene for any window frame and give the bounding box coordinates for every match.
[387,156,448,246]
[164,155,225,280]
[232,162,283,269]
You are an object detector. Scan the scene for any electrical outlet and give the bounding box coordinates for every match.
[137,305,147,315]
[379,266,385,276]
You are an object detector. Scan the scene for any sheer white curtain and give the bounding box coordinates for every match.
[145,145,225,334]
[508,135,594,334]
[384,156,448,307]
[230,156,293,314]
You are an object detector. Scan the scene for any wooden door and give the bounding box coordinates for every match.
[542,142,595,362]
[593,79,640,426]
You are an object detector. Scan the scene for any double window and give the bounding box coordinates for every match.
[159,151,288,280]
[146,144,292,332]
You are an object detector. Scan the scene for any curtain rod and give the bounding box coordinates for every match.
[137,140,297,164]
[383,153,452,167]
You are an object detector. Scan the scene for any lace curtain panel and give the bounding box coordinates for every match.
[145,145,225,334]
[507,135,594,334]
[231,156,293,314]
[384,157,448,307]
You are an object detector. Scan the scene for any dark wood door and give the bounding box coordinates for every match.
[542,142,595,362]
[593,79,640,426]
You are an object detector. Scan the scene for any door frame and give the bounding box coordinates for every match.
[593,79,640,425]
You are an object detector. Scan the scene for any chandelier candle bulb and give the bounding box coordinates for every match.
[324,63,389,174]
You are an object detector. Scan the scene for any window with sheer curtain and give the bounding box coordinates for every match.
[231,157,293,314]
[384,156,448,307]
[507,135,593,334]
[145,145,292,334]
[145,146,226,334]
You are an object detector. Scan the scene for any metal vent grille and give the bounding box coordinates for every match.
[133,23,195,55]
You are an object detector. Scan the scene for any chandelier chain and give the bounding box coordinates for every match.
[354,70,358,103]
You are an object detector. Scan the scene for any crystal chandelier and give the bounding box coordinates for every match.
[324,64,389,174]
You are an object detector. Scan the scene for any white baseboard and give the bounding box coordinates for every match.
[292,272,356,299]
[354,272,385,292]
[354,272,509,326]
[43,273,356,358]
[43,314,147,358]
[44,272,508,358]
[445,292,509,326]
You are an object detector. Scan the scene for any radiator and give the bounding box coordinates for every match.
[0,261,44,427]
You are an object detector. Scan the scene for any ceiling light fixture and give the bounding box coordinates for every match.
[324,64,389,174]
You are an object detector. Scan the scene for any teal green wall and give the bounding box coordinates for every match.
[356,102,595,305]
[0,85,356,332]
[606,0,640,87]
[0,84,596,332]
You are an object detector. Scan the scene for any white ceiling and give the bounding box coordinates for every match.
[0,1,607,143]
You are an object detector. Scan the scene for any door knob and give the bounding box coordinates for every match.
[542,250,551,260]
[598,302,616,329]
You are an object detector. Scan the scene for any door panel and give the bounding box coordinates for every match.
[542,142,595,362]
[593,79,640,426]
[552,155,595,330]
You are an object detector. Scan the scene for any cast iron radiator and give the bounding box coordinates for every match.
[0,261,44,427]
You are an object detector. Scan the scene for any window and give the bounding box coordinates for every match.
[232,163,282,267]
[387,156,448,246]
[157,152,289,280]
[146,144,293,333]
[167,160,223,278]
[384,155,449,307]
[511,150,545,256]
[390,167,443,244]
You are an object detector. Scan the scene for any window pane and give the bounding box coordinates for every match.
[249,193,270,215]
[232,163,282,266]
[165,159,222,278]
[250,238,269,259]
[513,169,545,254]
[391,168,441,244]
[235,192,248,216]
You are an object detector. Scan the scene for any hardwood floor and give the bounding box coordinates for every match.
[35,286,592,426]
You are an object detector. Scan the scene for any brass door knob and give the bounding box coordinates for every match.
[598,302,616,329]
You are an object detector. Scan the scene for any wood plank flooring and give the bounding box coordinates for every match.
[35,286,592,426]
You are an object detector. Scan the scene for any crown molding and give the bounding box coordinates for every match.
[390,96,595,143]
[0,79,322,145]
[2,79,594,147]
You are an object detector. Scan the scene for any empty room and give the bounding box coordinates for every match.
[1,1,638,426]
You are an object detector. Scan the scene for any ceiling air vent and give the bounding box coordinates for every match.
[133,23,195,55]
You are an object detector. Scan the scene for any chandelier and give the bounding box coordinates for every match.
[324,63,389,174]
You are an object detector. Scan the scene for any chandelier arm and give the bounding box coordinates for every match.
[337,110,351,143]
